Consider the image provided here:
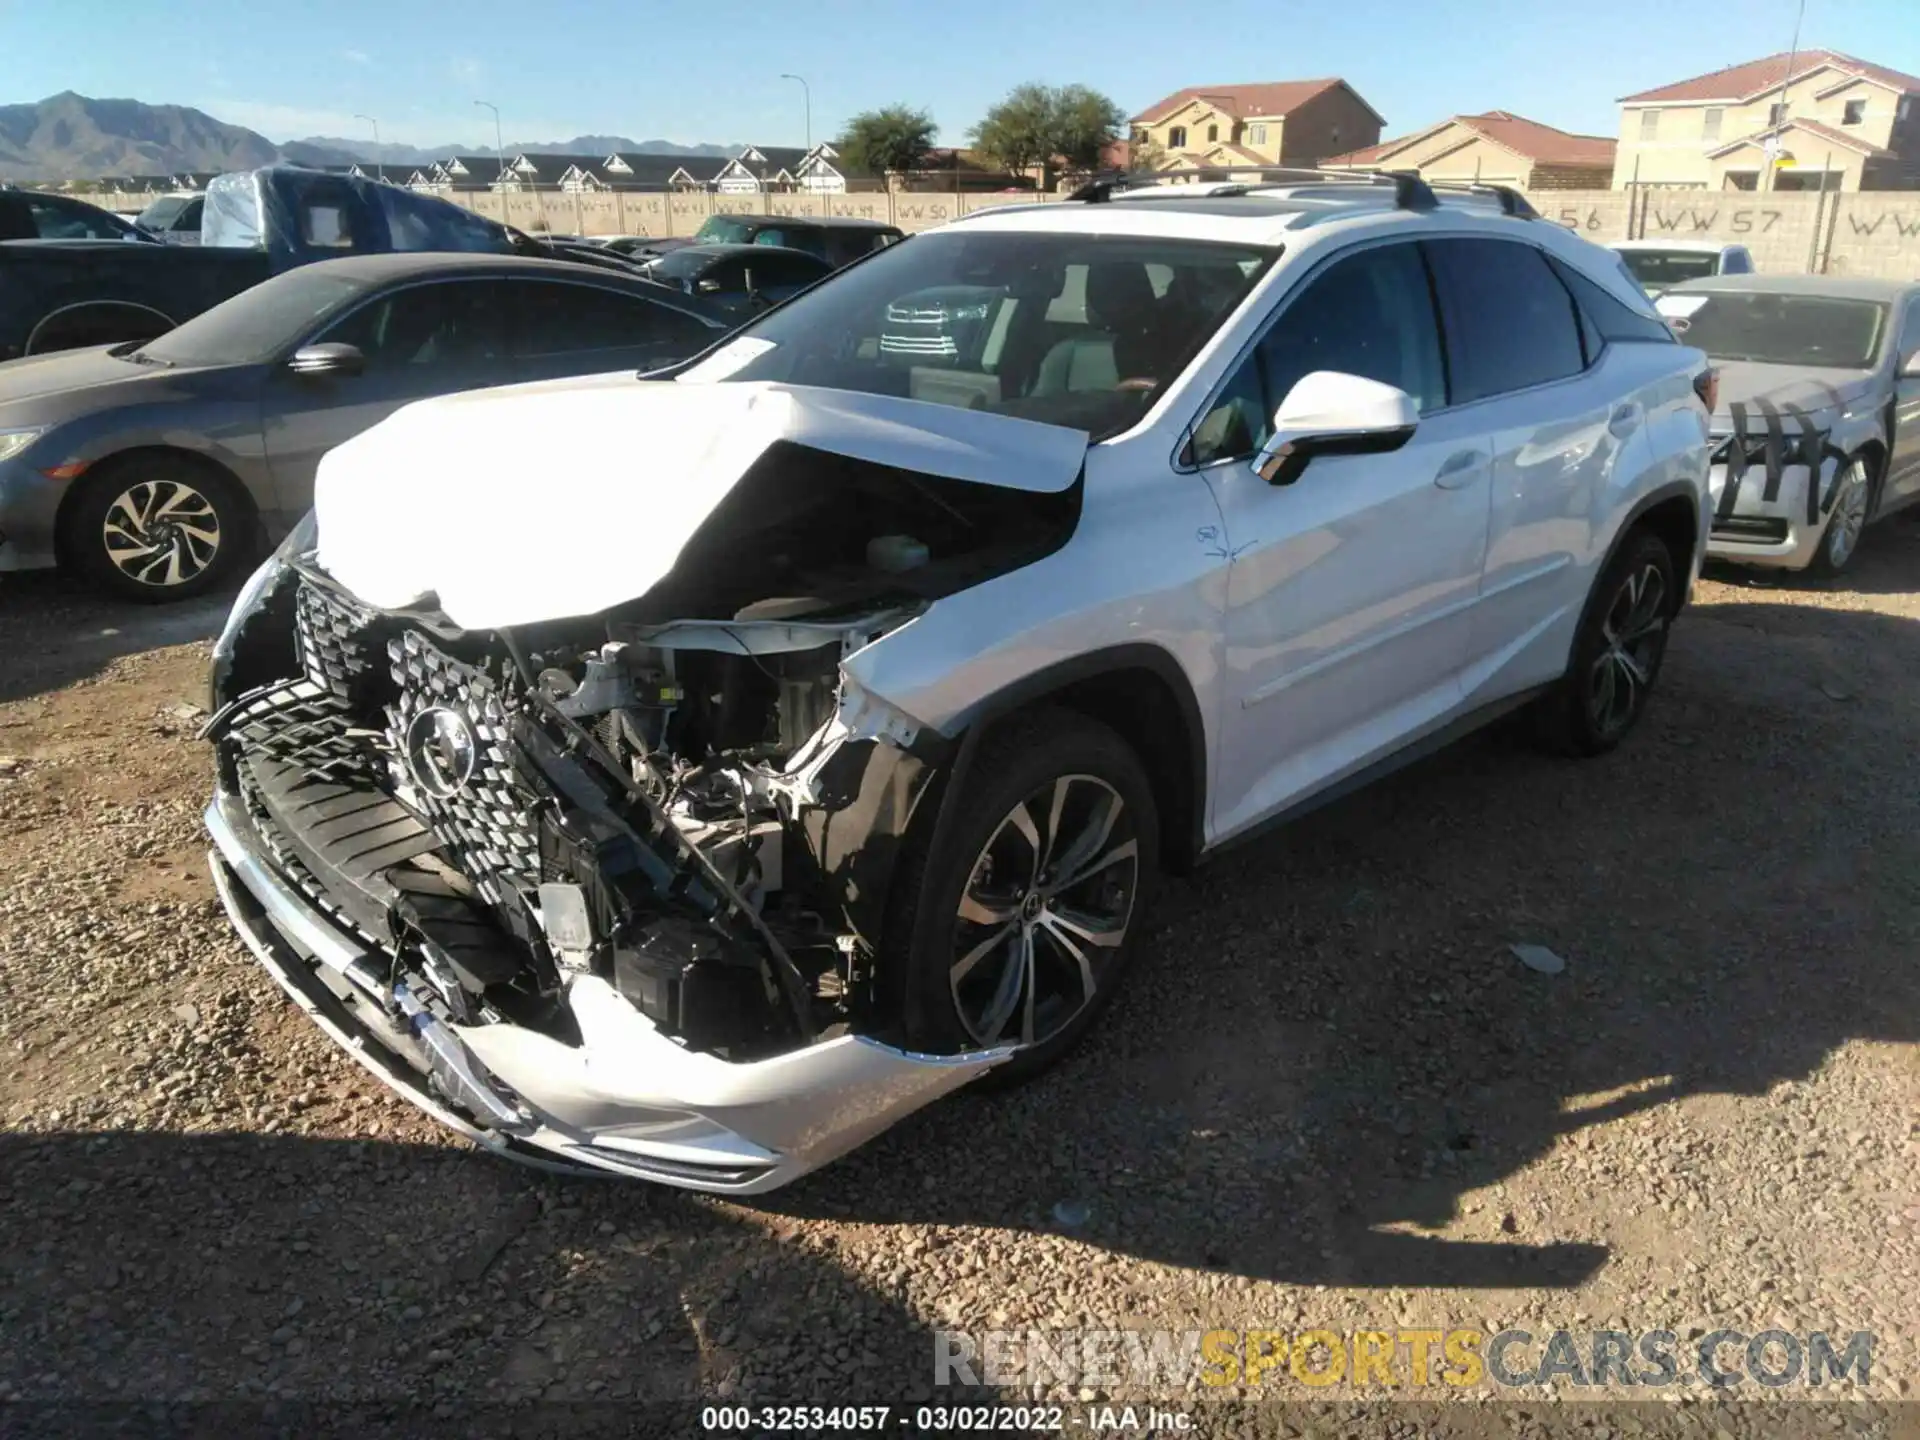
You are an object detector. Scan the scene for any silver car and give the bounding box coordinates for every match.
[0,253,724,599]
[1657,275,1920,576]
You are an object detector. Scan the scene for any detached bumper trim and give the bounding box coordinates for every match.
[204,794,1011,1192]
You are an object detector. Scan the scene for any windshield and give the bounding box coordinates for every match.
[136,266,368,367]
[1658,290,1888,369]
[694,215,759,244]
[646,248,715,283]
[1618,249,1721,287]
[137,196,191,230]
[676,230,1277,438]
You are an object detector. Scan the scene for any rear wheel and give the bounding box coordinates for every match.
[1532,530,1677,757]
[886,710,1159,1083]
[64,455,250,602]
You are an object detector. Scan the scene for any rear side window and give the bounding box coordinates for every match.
[514,282,713,357]
[1547,256,1678,348]
[1425,238,1585,404]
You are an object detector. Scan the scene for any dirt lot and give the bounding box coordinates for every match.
[1,532,1917,1437]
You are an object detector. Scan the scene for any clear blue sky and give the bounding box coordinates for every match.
[7,0,1919,150]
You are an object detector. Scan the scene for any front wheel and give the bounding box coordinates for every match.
[1532,530,1677,757]
[65,456,249,602]
[1804,454,1872,579]
[885,710,1159,1083]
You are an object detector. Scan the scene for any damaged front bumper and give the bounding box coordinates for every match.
[1704,437,1843,571]
[207,792,1008,1193]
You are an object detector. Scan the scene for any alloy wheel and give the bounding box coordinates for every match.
[1586,560,1668,740]
[949,774,1140,1049]
[1823,462,1870,571]
[100,479,222,588]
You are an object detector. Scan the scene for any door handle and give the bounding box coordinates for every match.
[1609,403,1640,437]
[1433,450,1485,490]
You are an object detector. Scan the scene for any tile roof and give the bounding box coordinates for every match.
[1323,111,1613,168]
[1132,78,1370,125]
[1620,49,1920,104]
[1706,116,1892,159]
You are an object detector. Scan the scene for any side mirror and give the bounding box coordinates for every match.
[288,342,365,378]
[1252,371,1419,486]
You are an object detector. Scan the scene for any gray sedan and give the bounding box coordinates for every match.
[1656,275,1920,576]
[0,252,726,599]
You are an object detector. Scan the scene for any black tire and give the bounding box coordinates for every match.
[883,708,1160,1084]
[1532,529,1678,757]
[1802,453,1873,580]
[63,453,251,603]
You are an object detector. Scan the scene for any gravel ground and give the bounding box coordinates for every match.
[1,530,1917,1438]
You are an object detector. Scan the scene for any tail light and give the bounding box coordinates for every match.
[1692,368,1719,414]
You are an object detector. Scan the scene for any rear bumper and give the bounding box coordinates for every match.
[206,792,1007,1193]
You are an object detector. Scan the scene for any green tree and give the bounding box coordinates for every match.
[970,82,1126,189]
[837,105,936,180]
[969,82,1055,183]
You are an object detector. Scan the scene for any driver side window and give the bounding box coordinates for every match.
[1189,242,1446,467]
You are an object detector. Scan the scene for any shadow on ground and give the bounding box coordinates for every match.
[0,571,235,704]
[748,586,1920,1293]
[0,1128,1006,1429]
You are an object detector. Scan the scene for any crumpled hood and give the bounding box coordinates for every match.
[313,376,1089,629]
[1710,361,1879,431]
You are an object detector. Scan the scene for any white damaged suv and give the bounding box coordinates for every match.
[204,174,1714,1192]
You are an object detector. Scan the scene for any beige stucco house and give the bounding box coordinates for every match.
[1613,49,1920,191]
[1322,111,1615,190]
[1129,79,1384,173]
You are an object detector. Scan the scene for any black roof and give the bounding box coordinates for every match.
[284,250,725,311]
[707,213,902,233]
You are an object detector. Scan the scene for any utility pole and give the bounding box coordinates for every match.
[354,114,382,182]
[475,100,505,181]
[780,74,812,155]
[1766,0,1809,193]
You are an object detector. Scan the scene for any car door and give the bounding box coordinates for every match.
[260,277,515,515]
[509,278,722,382]
[1193,238,1495,842]
[1887,294,1920,505]
[27,195,133,240]
[1425,237,1628,696]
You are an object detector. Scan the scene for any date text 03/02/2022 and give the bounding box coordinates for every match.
[700,1404,1194,1431]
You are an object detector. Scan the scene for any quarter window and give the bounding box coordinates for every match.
[1189,242,1446,466]
[1425,238,1585,403]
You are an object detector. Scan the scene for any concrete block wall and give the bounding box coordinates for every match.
[69,185,1920,278]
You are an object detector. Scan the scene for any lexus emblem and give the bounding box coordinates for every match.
[404,706,477,799]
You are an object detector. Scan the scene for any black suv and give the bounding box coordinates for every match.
[687,213,902,269]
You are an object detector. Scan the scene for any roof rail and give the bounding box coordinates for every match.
[1067,165,1442,212]
[1422,180,1539,218]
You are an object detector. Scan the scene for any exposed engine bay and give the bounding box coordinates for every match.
[208,443,1079,1070]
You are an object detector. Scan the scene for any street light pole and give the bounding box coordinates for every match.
[354,114,382,182]
[474,100,505,181]
[780,73,812,155]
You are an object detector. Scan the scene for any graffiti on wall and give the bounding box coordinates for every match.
[1644,207,1785,235]
[1845,210,1920,238]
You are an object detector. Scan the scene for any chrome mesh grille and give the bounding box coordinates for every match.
[384,629,542,907]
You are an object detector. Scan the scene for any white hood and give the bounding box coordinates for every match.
[313,376,1089,630]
